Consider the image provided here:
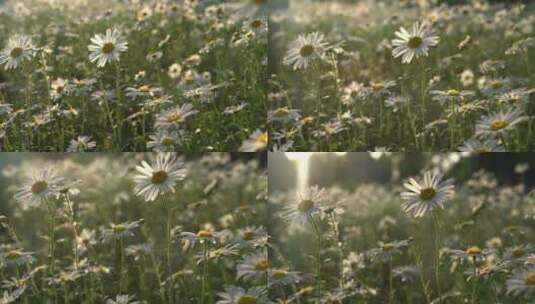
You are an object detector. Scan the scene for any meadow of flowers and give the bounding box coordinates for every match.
[268,0,535,152]
[0,153,268,303]
[269,153,535,303]
[0,0,267,152]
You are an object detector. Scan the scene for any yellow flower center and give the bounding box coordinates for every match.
[512,247,525,258]
[525,272,535,286]
[166,112,182,123]
[447,89,460,96]
[371,83,384,91]
[10,47,23,58]
[490,119,507,131]
[101,43,115,54]
[273,108,290,117]
[407,36,423,49]
[297,199,314,213]
[6,250,22,260]
[139,85,150,93]
[255,258,269,271]
[466,246,482,255]
[272,269,288,279]
[382,243,395,251]
[238,295,257,304]
[299,44,315,57]
[256,132,268,144]
[113,224,127,233]
[197,230,213,238]
[151,170,168,184]
[161,136,175,146]
[212,248,225,257]
[31,181,48,194]
[251,19,263,28]
[243,231,256,241]
[419,188,436,200]
[490,80,503,89]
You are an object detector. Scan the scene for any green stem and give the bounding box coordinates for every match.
[433,214,442,304]
[309,216,322,299]
[388,257,394,304]
[200,242,208,304]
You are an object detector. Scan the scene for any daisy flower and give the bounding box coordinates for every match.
[50,78,72,101]
[283,32,329,70]
[341,81,366,104]
[167,63,182,79]
[239,130,267,152]
[497,88,535,107]
[447,246,492,264]
[0,35,35,70]
[154,103,198,129]
[237,251,269,281]
[0,249,35,268]
[506,267,535,298]
[146,130,183,152]
[385,95,408,112]
[180,229,221,248]
[475,108,528,138]
[67,136,96,152]
[368,239,411,262]
[268,107,301,123]
[88,28,128,68]
[400,170,455,218]
[430,89,474,103]
[268,268,302,286]
[216,286,271,304]
[281,185,325,225]
[392,22,439,64]
[106,294,140,304]
[198,243,240,263]
[458,138,505,152]
[13,168,63,208]
[133,153,187,202]
[101,220,142,243]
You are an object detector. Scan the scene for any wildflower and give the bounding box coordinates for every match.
[0,35,35,70]
[167,63,182,79]
[400,170,455,218]
[283,32,329,70]
[239,130,267,152]
[430,89,474,103]
[180,229,222,247]
[365,80,396,97]
[236,226,267,246]
[125,85,160,100]
[385,95,408,112]
[281,185,325,225]
[497,88,535,107]
[506,267,535,298]
[146,130,182,152]
[475,108,528,138]
[237,251,269,281]
[268,268,302,286]
[67,136,97,152]
[125,243,152,261]
[458,138,505,152]
[216,286,270,304]
[392,22,439,64]
[101,220,142,243]
[0,250,34,268]
[14,168,63,208]
[106,294,140,304]
[154,103,198,129]
[368,239,411,262]
[460,69,475,87]
[198,243,240,263]
[268,107,301,123]
[341,81,366,104]
[88,28,128,67]
[50,78,72,101]
[447,246,492,264]
[133,153,187,202]
[481,78,511,96]
[76,229,97,254]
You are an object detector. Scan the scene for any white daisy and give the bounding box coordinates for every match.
[400,170,455,218]
[506,267,535,298]
[13,168,63,208]
[475,108,528,138]
[88,28,128,68]
[154,103,198,129]
[283,32,329,70]
[239,130,267,152]
[392,22,439,64]
[0,35,35,70]
[216,286,270,304]
[458,138,505,152]
[146,130,183,152]
[281,185,325,225]
[133,153,187,202]
[236,251,269,282]
[67,136,96,152]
